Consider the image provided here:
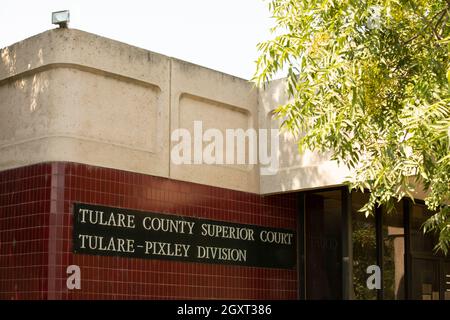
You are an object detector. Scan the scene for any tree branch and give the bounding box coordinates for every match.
[408,0,442,40]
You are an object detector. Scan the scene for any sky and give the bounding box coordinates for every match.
[0,0,276,80]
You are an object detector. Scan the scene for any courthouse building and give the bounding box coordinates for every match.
[0,28,449,300]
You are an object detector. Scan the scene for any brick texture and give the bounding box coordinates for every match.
[0,162,298,299]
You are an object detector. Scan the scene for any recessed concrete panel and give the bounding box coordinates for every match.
[170,59,259,193]
[0,29,170,177]
[49,67,161,152]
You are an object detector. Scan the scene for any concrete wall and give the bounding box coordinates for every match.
[0,28,350,195]
[258,78,351,194]
[0,29,170,179]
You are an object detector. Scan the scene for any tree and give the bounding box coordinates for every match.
[253,0,450,252]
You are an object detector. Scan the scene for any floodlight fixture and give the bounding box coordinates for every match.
[52,10,70,28]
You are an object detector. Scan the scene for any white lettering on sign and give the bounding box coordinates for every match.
[73,204,296,269]
[197,245,247,262]
[78,234,135,253]
[78,208,135,229]
[144,241,190,257]
[259,230,294,245]
[142,217,194,234]
[200,223,255,241]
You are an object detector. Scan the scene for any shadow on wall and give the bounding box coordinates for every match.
[260,79,346,192]
[0,45,49,115]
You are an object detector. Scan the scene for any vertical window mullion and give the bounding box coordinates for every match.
[404,198,411,299]
[297,193,305,300]
[341,188,353,300]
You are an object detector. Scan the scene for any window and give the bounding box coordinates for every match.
[382,202,405,300]
[300,190,445,300]
[351,192,377,300]
[410,204,438,255]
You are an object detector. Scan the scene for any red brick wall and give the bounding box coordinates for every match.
[0,163,52,299]
[0,162,298,299]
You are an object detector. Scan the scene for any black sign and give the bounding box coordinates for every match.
[73,203,296,269]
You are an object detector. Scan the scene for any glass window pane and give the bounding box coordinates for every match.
[411,258,440,300]
[352,192,377,300]
[382,202,405,300]
[410,204,438,255]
